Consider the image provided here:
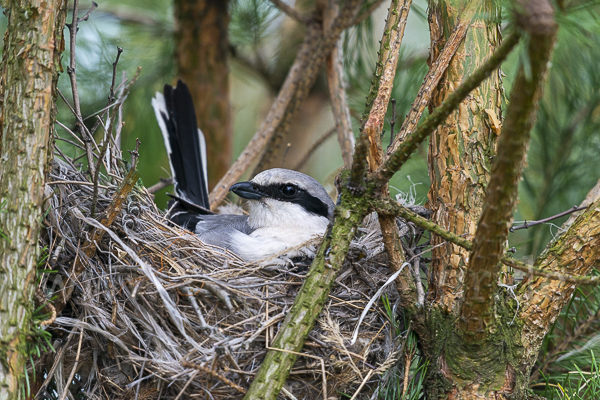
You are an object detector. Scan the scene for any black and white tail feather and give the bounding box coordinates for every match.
[152,80,335,265]
[152,80,213,227]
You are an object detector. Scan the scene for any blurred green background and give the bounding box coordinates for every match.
[0,0,599,260]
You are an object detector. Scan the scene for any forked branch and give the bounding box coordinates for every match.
[372,31,521,186]
[386,6,472,153]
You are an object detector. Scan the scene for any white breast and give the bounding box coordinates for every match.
[231,199,329,263]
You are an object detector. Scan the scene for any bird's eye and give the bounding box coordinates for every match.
[281,185,297,197]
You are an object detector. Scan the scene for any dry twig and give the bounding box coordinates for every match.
[65,0,98,176]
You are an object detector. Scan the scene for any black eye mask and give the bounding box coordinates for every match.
[257,183,330,219]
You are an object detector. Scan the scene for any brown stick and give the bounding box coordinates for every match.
[293,127,337,171]
[359,0,415,307]
[66,0,98,176]
[386,16,470,155]
[147,177,174,194]
[324,0,354,169]
[58,327,84,400]
[269,0,309,24]
[182,361,247,394]
[364,0,413,172]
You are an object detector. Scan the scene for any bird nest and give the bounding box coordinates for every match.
[36,157,423,400]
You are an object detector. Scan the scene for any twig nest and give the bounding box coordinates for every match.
[37,160,426,399]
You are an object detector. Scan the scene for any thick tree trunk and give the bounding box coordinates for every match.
[427,0,503,315]
[421,0,511,397]
[0,0,68,398]
[416,1,561,398]
[173,0,232,190]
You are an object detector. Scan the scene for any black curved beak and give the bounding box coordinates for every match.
[229,181,266,200]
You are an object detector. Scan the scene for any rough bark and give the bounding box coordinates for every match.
[518,192,600,376]
[0,0,68,398]
[426,0,504,316]
[413,0,560,398]
[461,2,557,338]
[174,0,232,190]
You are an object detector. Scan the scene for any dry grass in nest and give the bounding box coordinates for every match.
[36,157,420,400]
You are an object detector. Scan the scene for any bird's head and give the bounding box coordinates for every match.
[229,168,334,230]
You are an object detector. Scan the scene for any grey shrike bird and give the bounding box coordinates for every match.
[152,80,335,263]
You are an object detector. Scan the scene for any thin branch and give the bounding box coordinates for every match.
[502,257,600,286]
[510,206,586,232]
[54,136,86,151]
[129,138,141,169]
[35,330,77,398]
[58,327,84,400]
[66,0,98,176]
[349,369,374,400]
[460,0,558,337]
[109,47,123,102]
[349,0,413,192]
[351,0,387,27]
[57,89,100,154]
[55,120,85,147]
[376,198,473,249]
[293,127,336,171]
[357,0,415,308]
[78,1,97,22]
[325,0,355,169]
[90,65,140,217]
[386,16,470,155]
[268,0,310,24]
[372,31,522,187]
[182,361,247,394]
[147,177,174,194]
[89,118,113,218]
[375,198,600,286]
[89,46,124,136]
[363,0,412,172]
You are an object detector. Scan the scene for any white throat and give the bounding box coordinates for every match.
[246,198,328,231]
[231,198,330,262]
